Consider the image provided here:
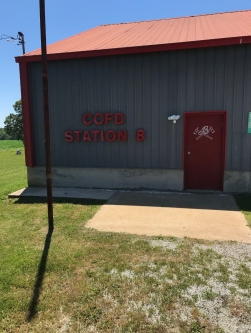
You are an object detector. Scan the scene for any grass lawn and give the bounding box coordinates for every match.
[0,140,24,151]
[0,141,251,332]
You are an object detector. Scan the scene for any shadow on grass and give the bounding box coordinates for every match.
[13,197,106,206]
[22,197,105,321]
[234,194,251,212]
[26,230,53,322]
[12,192,246,211]
[233,193,251,226]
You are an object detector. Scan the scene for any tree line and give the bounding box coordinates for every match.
[0,128,11,140]
[1,100,24,143]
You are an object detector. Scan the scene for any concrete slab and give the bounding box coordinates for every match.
[87,191,251,243]
[9,187,116,201]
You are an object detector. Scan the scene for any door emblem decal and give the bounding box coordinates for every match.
[193,126,215,140]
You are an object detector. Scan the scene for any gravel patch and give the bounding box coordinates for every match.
[149,239,178,250]
[127,300,161,324]
[196,298,251,333]
[58,314,72,333]
[184,241,251,331]
[106,238,251,331]
[194,242,251,260]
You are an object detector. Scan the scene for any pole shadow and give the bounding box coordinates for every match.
[14,196,106,206]
[26,230,53,321]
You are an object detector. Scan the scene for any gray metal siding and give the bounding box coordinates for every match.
[29,45,251,170]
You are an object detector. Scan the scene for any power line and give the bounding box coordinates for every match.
[0,32,25,54]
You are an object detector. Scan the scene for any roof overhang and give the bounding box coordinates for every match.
[15,36,251,64]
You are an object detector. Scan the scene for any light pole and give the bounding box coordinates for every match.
[0,32,25,54]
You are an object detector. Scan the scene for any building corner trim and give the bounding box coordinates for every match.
[19,62,34,167]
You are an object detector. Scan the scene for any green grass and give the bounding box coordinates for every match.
[0,147,251,332]
[0,147,26,199]
[0,139,24,151]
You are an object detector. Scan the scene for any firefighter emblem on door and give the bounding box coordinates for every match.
[193,126,215,140]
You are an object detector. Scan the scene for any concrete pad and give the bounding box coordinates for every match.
[87,191,251,243]
[9,187,116,201]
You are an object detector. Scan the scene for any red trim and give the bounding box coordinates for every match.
[19,63,34,167]
[15,36,251,64]
[183,111,227,191]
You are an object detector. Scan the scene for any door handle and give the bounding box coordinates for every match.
[187,151,191,154]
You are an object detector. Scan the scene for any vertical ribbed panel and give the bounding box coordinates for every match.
[29,44,251,170]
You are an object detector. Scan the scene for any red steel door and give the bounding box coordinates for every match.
[184,112,226,191]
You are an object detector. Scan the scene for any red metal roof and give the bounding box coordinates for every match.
[16,10,251,63]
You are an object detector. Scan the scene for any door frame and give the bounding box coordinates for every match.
[183,111,227,191]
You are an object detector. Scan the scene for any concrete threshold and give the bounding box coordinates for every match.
[9,187,116,201]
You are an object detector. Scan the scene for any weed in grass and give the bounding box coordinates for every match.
[189,321,206,333]
[236,264,251,290]
[155,235,164,240]
[203,288,216,301]
[79,304,103,325]
[216,262,230,283]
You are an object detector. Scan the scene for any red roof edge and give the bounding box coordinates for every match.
[15,36,251,63]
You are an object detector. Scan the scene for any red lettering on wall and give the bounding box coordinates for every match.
[104,113,113,125]
[91,130,99,142]
[74,130,82,142]
[65,113,146,144]
[101,130,104,142]
[114,113,125,125]
[82,113,92,125]
[83,131,92,142]
[65,130,74,142]
[93,113,104,125]
[106,130,116,142]
[136,129,145,142]
[82,112,126,126]
[65,129,145,142]
[117,130,127,142]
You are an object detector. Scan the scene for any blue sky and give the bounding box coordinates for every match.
[0,0,250,127]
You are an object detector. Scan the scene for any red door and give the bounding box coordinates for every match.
[184,111,226,191]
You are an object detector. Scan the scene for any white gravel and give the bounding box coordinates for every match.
[149,239,179,250]
[106,239,251,332]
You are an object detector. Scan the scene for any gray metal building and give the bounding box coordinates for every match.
[16,11,251,192]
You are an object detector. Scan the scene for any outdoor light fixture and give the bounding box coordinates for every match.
[168,115,180,123]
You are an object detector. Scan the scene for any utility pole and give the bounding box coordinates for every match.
[39,0,54,232]
[18,32,25,55]
[0,32,25,54]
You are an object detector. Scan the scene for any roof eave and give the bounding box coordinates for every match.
[15,36,251,63]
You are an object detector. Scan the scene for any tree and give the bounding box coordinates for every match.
[4,100,24,143]
[0,128,11,140]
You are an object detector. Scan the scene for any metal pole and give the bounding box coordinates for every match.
[18,32,25,54]
[21,37,25,55]
[39,0,54,231]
